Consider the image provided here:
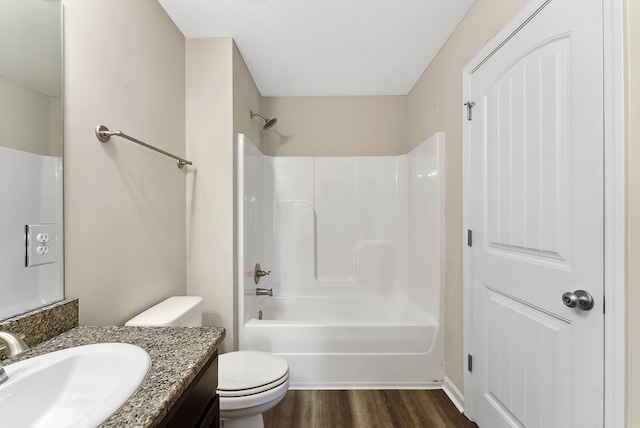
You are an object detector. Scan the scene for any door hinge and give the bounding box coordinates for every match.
[467,229,473,247]
[464,101,476,121]
[468,354,473,372]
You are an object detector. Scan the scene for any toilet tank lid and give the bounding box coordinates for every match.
[125,296,203,327]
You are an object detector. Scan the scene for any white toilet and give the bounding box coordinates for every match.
[126,296,289,428]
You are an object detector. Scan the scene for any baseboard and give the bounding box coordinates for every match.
[289,381,442,390]
[442,376,464,413]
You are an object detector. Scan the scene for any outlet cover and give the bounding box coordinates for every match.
[25,224,57,267]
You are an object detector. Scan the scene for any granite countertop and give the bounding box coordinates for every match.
[2,325,225,427]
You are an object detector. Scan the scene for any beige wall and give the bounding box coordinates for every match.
[0,74,52,155]
[407,0,529,393]
[186,39,263,353]
[233,42,263,147]
[50,97,63,157]
[628,0,639,424]
[185,38,235,352]
[64,0,186,325]
[261,96,408,156]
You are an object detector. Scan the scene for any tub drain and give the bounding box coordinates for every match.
[258,310,263,320]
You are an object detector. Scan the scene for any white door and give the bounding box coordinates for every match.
[466,0,604,427]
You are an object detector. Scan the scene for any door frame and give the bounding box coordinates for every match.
[461,0,627,426]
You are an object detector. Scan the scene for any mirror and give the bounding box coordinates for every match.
[0,0,63,320]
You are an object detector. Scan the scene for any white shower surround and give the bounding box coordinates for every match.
[0,146,64,320]
[237,133,445,388]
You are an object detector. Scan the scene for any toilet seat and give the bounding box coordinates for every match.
[218,370,289,397]
[218,376,290,413]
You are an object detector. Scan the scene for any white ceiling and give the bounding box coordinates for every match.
[158,0,475,97]
[0,0,61,96]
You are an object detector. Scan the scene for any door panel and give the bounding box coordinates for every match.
[468,0,604,427]
[485,289,571,427]
[486,37,569,263]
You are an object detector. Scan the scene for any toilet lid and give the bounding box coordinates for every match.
[218,351,289,392]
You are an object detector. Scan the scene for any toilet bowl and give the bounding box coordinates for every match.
[125,296,289,428]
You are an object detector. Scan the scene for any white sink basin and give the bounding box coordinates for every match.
[0,343,151,428]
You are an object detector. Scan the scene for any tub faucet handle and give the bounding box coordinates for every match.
[254,263,271,284]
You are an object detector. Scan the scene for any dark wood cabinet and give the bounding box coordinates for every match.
[158,350,219,428]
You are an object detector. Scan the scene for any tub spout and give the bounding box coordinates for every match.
[256,287,273,296]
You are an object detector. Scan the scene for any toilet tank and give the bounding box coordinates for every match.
[125,296,204,327]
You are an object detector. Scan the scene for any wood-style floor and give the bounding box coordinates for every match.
[263,390,478,428]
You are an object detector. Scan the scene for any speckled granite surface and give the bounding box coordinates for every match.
[2,325,225,428]
[0,299,78,349]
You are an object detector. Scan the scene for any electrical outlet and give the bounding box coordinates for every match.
[26,224,57,267]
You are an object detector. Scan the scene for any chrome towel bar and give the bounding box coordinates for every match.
[95,125,192,169]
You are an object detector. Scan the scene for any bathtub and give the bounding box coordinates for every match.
[243,295,444,389]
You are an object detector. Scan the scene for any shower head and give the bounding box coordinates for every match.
[251,111,278,131]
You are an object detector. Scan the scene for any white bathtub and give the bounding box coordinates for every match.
[243,295,444,389]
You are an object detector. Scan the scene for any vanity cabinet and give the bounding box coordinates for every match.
[159,350,219,428]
